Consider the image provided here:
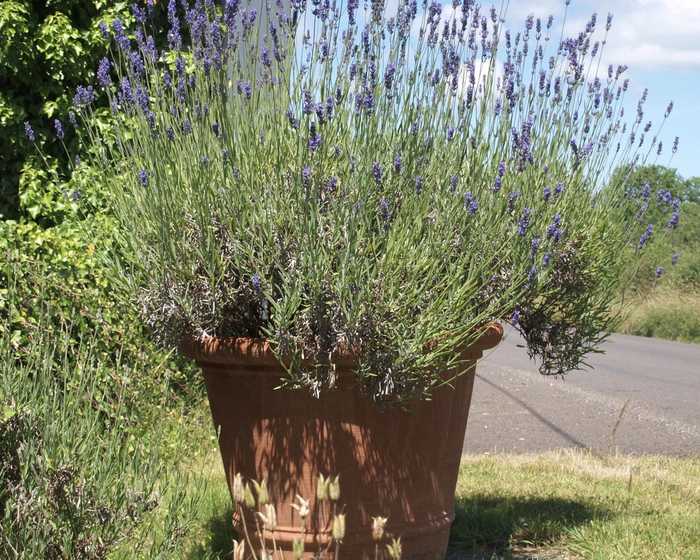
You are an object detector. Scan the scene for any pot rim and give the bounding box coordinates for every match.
[180,322,503,369]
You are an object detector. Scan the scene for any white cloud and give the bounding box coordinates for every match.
[504,0,700,69]
[602,0,700,68]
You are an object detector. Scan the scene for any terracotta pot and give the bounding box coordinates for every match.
[183,324,502,559]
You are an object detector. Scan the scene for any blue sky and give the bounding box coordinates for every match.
[505,0,699,179]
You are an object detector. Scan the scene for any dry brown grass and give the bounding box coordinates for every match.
[617,287,700,343]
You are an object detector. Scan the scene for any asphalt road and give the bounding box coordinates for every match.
[463,328,700,456]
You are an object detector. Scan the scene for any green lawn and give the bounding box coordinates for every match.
[180,447,700,560]
[451,451,700,560]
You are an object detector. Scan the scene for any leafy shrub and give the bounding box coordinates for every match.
[0,1,136,219]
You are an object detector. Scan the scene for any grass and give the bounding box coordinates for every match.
[181,447,700,560]
[452,450,700,560]
[617,288,700,344]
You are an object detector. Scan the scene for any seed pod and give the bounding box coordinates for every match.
[386,537,402,559]
[232,473,245,504]
[328,475,340,501]
[233,539,246,560]
[244,483,256,509]
[258,503,277,530]
[292,494,310,519]
[254,479,269,506]
[372,516,388,542]
[317,474,329,501]
[332,513,346,541]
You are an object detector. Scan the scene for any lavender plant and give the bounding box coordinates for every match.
[35,0,681,401]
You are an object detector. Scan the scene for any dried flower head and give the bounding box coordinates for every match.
[332,514,346,541]
[372,516,388,541]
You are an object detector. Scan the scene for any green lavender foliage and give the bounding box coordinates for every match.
[0,325,202,560]
[55,1,679,401]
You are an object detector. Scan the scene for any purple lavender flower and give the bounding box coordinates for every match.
[638,224,653,249]
[167,0,182,50]
[667,211,680,229]
[130,50,145,76]
[287,110,300,129]
[308,124,322,152]
[118,78,133,107]
[555,182,564,196]
[507,191,520,211]
[112,18,130,50]
[325,176,338,194]
[224,0,240,28]
[302,165,312,187]
[251,273,261,293]
[655,266,665,279]
[379,197,391,221]
[144,35,158,62]
[415,176,424,194]
[546,213,562,242]
[182,119,192,134]
[212,122,220,137]
[237,80,252,99]
[464,191,478,214]
[372,161,383,185]
[450,175,458,192]
[510,305,521,326]
[166,126,175,141]
[348,0,359,25]
[393,153,402,174]
[73,85,95,108]
[302,90,313,114]
[447,127,455,142]
[98,21,110,40]
[671,252,680,266]
[543,253,551,267]
[384,63,396,92]
[24,122,35,142]
[517,208,531,236]
[530,237,540,257]
[673,136,679,154]
[97,57,111,87]
[53,119,64,140]
[528,265,538,284]
[138,169,148,187]
[261,47,271,68]
[657,189,672,205]
[543,186,551,202]
[68,111,77,128]
[132,2,147,24]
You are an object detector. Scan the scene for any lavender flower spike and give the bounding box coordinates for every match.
[24,122,36,142]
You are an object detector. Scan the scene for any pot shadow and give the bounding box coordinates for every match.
[188,505,236,560]
[191,495,609,559]
[448,494,610,557]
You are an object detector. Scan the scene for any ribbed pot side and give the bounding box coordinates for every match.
[182,324,503,560]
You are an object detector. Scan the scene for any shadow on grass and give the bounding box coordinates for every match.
[449,494,611,558]
[188,505,236,560]
[190,495,610,559]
